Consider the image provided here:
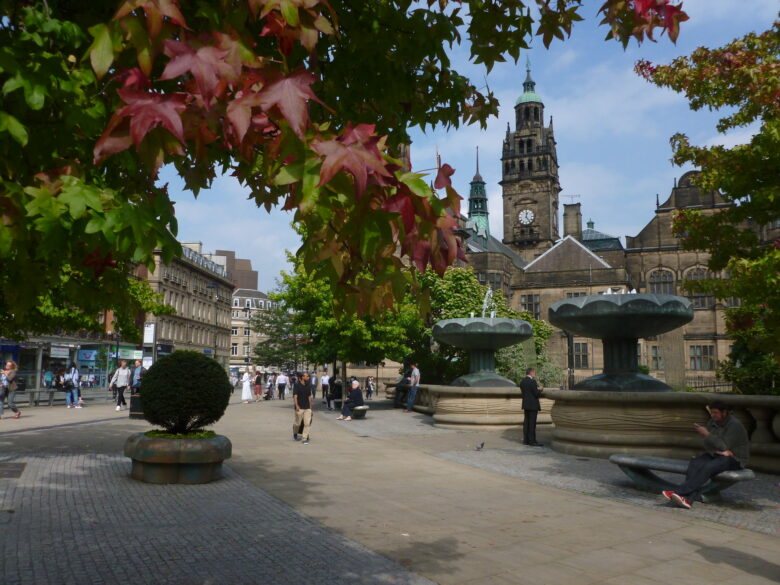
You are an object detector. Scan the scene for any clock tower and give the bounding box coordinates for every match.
[501,61,561,262]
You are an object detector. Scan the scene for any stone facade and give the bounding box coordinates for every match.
[462,67,767,391]
[137,242,233,370]
[229,288,276,373]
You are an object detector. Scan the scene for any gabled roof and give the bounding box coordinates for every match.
[524,235,611,272]
[582,227,623,251]
[233,288,270,299]
[463,223,526,269]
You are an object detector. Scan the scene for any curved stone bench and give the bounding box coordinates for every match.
[351,405,369,419]
[609,453,754,501]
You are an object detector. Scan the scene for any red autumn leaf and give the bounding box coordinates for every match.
[114,0,188,38]
[160,40,240,102]
[82,248,117,277]
[383,192,416,233]
[94,115,134,164]
[115,67,151,90]
[257,69,324,138]
[434,163,455,189]
[311,127,392,195]
[116,89,187,147]
[226,91,265,143]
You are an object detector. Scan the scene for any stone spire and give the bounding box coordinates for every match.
[468,147,489,237]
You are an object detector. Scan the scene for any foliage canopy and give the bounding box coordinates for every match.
[0,0,688,338]
[638,21,780,373]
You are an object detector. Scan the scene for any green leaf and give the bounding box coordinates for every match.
[0,111,29,146]
[87,23,115,79]
[24,83,46,110]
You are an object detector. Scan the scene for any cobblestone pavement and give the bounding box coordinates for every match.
[0,451,434,585]
[334,401,780,536]
[1,397,779,585]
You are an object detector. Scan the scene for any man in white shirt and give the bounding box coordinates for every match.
[276,372,289,400]
[320,373,330,401]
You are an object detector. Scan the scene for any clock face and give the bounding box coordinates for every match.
[518,209,535,225]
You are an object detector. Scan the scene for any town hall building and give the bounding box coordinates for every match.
[462,64,742,391]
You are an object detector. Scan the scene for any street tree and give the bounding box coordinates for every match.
[637,21,780,383]
[1,1,688,339]
[250,297,306,372]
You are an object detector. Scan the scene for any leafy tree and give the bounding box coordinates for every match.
[250,293,307,372]
[1,1,688,338]
[717,304,779,396]
[275,255,416,373]
[637,22,780,369]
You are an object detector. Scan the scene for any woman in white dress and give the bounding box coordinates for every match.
[241,369,253,404]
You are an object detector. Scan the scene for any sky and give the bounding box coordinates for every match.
[167,1,777,292]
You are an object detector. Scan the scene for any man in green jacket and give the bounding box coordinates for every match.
[663,400,750,509]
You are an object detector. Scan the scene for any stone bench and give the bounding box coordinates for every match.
[609,454,755,501]
[351,405,369,419]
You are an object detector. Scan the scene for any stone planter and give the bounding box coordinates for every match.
[124,432,232,484]
[544,389,780,474]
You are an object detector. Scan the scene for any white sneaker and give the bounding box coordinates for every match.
[115,406,121,411]
[67,405,73,409]
[75,405,82,409]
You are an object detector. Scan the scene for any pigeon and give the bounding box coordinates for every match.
[475,442,484,451]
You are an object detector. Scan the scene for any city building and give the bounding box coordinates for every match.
[229,288,276,374]
[460,63,759,391]
[136,242,233,370]
[213,249,259,290]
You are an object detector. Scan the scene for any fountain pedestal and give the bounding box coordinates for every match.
[549,294,694,392]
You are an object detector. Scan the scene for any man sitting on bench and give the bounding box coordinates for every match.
[337,379,364,422]
[663,400,749,509]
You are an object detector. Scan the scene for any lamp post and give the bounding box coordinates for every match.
[206,282,219,366]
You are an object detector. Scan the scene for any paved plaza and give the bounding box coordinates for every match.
[1,394,778,584]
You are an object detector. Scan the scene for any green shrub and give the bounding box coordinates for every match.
[140,351,231,434]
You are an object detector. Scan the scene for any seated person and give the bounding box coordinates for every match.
[662,400,749,509]
[337,380,364,421]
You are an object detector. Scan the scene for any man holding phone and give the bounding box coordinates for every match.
[663,400,749,509]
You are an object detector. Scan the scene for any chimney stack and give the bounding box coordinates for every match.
[563,203,583,240]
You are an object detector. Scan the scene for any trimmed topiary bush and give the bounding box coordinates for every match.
[140,351,232,435]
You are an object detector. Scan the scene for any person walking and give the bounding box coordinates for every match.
[364,376,375,400]
[253,371,263,403]
[662,401,750,509]
[241,369,253,404]
[320,372,330,401]
[65,362,82,409]
[276,371,289,400]
[520,367,543,446]
[0,360,22,419]
[403,363,420,413]
[109,360,131,411]
[292,372,313,445]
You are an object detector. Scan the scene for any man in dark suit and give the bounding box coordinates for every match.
[520,367,543,446]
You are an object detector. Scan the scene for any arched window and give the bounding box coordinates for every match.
[533,107,539,120]
[518,160,524,172]
[526,139,532,152]
[518,140,524,153]
[648,270,674,295]
[527,158,533,171]
[504,162,510,174]
[525,108,530,121]
[685,267,714,309]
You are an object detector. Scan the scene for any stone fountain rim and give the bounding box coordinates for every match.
[543,389,780,405]
[549,293,693,313]
[433,317,534,328]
